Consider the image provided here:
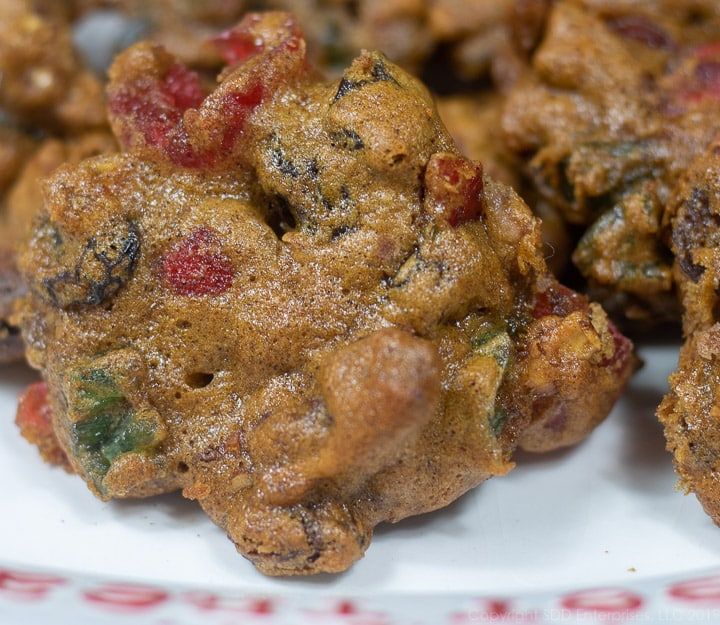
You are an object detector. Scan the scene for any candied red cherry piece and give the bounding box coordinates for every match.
[532,282,588,319]
[216,83,266,153]
[672,43,720,104]
[108,60,205,150]
[108,54,206,164]
[16,382,53,442]
[152,75,267,169]
[695,59,720,91]
[602,320,633,372]
[108,12,307,170]
[16,382,69,468]
[695,42,720,61]
[161,228,234,297]
[162,63,206,111]
[424,153,485,227]
[212,12,303,67]
[531,282,632,373]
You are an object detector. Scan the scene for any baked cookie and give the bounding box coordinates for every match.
[17,12,634,575]
[0,132,117,364]
[503,0,720,323]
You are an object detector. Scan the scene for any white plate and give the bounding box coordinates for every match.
[4,341,720,624]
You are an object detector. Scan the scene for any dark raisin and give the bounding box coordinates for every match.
[44,221,140,310]
[673,188,720,282]
[331,225,356,240]
[332,57,400,103]
[329,129,364,150]
[268,134,300,178]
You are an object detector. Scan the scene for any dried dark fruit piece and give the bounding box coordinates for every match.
[329,129,364,151]
[333,59,400,102]
[606,15,673,50]
[671,43,720,105]
[42,221,141,310]
[424,153,484,228]
[671,187,719,283]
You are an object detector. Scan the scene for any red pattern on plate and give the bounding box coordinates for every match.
[0,569,66,601]
[183,591,276,615]
[560,588,644,613]
[3,564,720,624]
[668,575,720,603]
[305,600,391,624]
[83,584,169,612]
[451,599,541,623]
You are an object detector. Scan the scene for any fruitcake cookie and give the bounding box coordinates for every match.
[503,0,720,323]
[17,12,633,575]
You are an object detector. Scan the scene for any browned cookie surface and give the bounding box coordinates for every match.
[437,94,518,187]
[0,132,117,363]
[5,132,118,247]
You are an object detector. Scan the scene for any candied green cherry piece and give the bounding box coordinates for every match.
[489,408,508,437]
[73,406,161,463]
[466,326,513,437]
[71,368,129,438]
[567,140,661,204]
[63,351,166,494]
[471,326,512,369]
[573,184,672,296]
[101,410,160,463]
